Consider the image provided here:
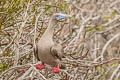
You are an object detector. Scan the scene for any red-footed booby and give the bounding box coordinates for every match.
[34,13,71,74]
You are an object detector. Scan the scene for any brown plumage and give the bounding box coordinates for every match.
[34,13,71,69]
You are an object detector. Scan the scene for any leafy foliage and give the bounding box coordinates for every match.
[0,0,120,80]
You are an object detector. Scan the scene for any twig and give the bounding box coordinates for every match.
[17,67,33,80]
[1,32,17,54]
[30,64,47,80]
[0,64,30,78]
[95,33,120,61]
[109,64,120,80]
[93,58,120,67]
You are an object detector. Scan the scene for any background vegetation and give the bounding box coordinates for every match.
[0,0,120,80]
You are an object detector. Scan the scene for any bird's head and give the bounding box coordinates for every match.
[52,13,72,21]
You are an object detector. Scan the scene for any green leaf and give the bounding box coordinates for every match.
[66,10,70,14]
[61,4,65,11]
[101,72,107,79]
[47,7,51,14]
[0,25,4,30]
[31,5,35,11]
[101,64,106,69]
[7,5,13,14]
[0,64,4,72]
[97,26,103,31]
[25,0,29,4]
[6,64,10,70]
[111,62,118,68]
[104,16,111,21]
[87,26,94,31]
[60,2,68,11]
[0,64,4,68]
[1,0,6,4]
[104,11,116,21]
[111,11,116,17]
[96,66,101,71]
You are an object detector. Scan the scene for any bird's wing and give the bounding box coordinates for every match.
[50,44,63,60]
[34,44,40,60]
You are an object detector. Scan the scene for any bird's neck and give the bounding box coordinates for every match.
[42,18,57,39]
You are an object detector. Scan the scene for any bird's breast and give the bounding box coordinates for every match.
[37,38,58,66]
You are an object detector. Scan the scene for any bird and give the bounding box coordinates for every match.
[34,13,71,74]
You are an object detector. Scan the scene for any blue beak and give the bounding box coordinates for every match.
[56,13,72,20]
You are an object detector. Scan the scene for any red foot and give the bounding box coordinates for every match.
[52,64,60,74]
[36,64,45,70]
